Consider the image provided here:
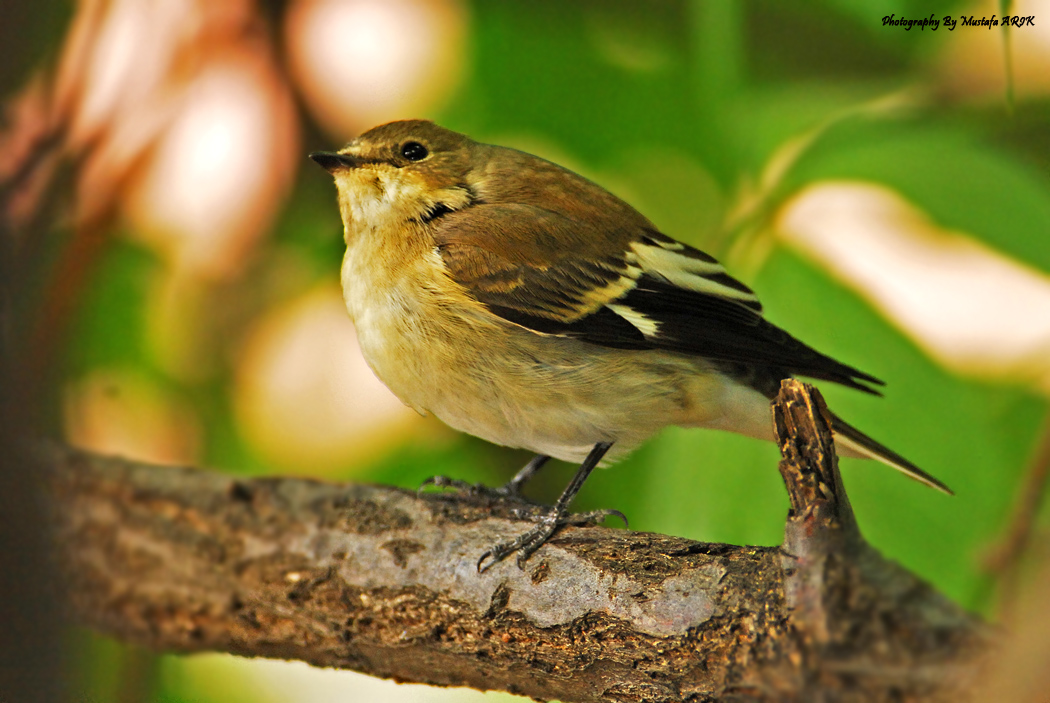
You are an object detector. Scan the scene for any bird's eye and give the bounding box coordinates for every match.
[400,141,429,161]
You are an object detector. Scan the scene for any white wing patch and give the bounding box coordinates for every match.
[608,303,661,337]
[571,263,643,319]
[628,240,761,308]
[628,241,722,275]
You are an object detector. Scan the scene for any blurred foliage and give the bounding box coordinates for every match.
[6,0,1050,701]
[48,0,1050,618]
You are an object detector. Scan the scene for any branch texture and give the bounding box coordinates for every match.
[43,382,990,702]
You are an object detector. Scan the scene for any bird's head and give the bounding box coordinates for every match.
[310,120,479,236]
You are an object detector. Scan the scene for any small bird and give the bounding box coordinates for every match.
[310,120,950,571]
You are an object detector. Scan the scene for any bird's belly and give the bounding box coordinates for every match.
[341,244,763,463]
[351,297,731,463]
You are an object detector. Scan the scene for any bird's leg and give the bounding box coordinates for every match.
[502,453,550,495]
[419,453,550,502]
[477,441,626,572]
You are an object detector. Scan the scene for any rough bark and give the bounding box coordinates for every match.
[41,381,990,702]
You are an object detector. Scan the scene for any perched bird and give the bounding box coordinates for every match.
[310,120,950,571]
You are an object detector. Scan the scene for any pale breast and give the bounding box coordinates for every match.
[340,232,750,463]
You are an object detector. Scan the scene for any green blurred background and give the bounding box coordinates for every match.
[5,0,1050,700]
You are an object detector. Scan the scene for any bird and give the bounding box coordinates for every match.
[309,119,950,571]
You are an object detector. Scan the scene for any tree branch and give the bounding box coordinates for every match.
[42,381,990,702]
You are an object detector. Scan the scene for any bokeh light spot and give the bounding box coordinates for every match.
[777,182,1050,392]
[286,0,467,138]
[235,285,420,475]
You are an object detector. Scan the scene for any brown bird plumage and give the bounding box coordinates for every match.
[311,119,950,570]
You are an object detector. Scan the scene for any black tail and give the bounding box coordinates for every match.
[830,412,953,495]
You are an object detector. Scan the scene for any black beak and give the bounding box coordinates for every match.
[309,151,364,173]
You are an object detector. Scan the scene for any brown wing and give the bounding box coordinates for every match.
[432,203,883,394]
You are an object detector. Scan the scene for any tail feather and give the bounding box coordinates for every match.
[830,412,953,495]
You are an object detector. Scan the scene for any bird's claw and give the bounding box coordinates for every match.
[417,475,479,496]
[477,510,561,572]
[565,508,629,529]
[476,506,627,573]
[418,474,534,503]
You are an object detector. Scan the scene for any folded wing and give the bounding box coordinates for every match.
[433,203,882,396]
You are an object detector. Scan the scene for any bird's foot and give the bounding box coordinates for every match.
[418,474,537,504]
[476,506,627,573]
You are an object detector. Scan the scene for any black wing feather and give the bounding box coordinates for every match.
[433,205,882,396]
[623,276,883,394]
[478,274,881,395]
[490,304,652,350]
